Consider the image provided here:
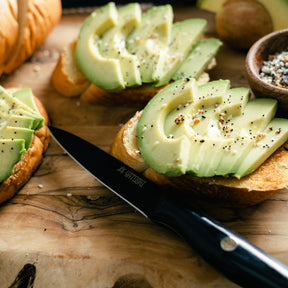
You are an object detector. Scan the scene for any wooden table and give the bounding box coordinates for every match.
[0,5,288,288]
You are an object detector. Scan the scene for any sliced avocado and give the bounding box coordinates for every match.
[12,88,39,112]
[219,87,250,118]
[155,18,207,87]
[231,98,277,135]
[137,79,288,178]
[215,136,253,175]
[172,38,222,81]
[5,115,35,129]
[75,2,125,91]
[196,138,232,177]
[99,3,142,88]
[0,127,34,149]
[164,79,230,139]
[0,139,26,182]
[185,80,230,175]
[0,86,44,130]
[188,80,230,138]
[137,78,196,176]
[235,118,288,177]
[207,95,277,175]
[126,5,173,83]
[196,0,288,31]
[9,109,43,130]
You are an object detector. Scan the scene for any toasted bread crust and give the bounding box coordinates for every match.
[0,0,61,75]
[51,39,90,97]
[111,111,288,207]
[81,83,165,107]
[0,93,50,204]
[0,0,18,73]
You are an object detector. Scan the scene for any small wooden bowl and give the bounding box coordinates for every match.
[245,29,288,115]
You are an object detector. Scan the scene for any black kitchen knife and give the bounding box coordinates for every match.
[48,126,288,288]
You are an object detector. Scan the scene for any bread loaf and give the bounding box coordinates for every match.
[111,111,288,207]
[0,0,61,76]
[0,89,50,204]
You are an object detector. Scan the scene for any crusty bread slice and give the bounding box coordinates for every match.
[51,39,90,97]
[0,0,18,74]
[1,0,61,75]
[51,37,213,106]
[0,89,50,204]
[111,111,288,207]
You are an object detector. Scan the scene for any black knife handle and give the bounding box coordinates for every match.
[151,200,288,288]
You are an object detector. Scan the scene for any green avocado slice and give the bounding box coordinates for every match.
[0,127,34,149]
[99,3,142,88]
[75,2,125,91]
[155,18,207,87]
[172,38,222,81]
[12,88,39,113]
[0,139,26,183]
[137,79,288,178]
[235,118,288,177]
[126,5,173,83]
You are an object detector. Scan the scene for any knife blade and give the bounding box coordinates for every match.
[48,125,288,288]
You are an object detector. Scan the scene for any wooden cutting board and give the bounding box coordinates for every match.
[0,5,288,288]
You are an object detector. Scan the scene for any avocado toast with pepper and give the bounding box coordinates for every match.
[111,78,288,207]
[51,2,222,105]
[0,86,49,204]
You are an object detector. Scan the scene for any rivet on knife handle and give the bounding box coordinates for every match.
[48,126,288,288]
[152,200,288,288]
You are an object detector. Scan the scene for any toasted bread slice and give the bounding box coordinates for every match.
[111,111,288,207]
[0,89,50,204]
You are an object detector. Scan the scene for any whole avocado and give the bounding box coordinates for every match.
[215,0,273,50]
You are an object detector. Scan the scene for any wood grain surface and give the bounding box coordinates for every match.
[0,4,287,288]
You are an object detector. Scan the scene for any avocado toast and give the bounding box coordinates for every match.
[51,2,221,105]
[111,79,288,207]
[0,86,49,204]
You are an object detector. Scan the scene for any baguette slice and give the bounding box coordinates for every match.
[51,38,213,106]
[0,0,18,74]
[51,39,90,97]
[111,111,288,207]
[1,0,61,75]
[0,89,50,204]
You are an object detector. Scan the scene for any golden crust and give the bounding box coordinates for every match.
[81,83,165,107]
[0,93,50,204]
[51,39,90,97]
[111,111,148,172]
[2,0,61,74]
[0,0,18,72]
[111,111,288,207]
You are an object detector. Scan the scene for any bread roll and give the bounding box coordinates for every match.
[0,91,50,204]
[111,111,288,207]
